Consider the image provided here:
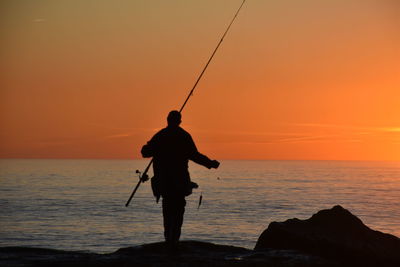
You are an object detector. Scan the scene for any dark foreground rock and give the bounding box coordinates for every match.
[255,205,400,266]
[1,205,398,267]
[0,241,337,267]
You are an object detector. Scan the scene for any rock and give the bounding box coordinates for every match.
[0,241,338,267]
[2,206,397,266]
[255,205,400,266]
[0,246,96,267]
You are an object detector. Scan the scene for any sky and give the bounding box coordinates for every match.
[1,0,399,160]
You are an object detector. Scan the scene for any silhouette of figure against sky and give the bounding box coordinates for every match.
[141,110,220,251]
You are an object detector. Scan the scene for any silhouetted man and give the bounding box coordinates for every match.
[141,110,219,251]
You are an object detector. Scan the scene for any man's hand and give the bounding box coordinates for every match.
[210,160,220,169]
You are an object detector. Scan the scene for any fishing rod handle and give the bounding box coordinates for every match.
[125,159,153,207]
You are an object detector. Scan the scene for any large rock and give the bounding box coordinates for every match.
[255,205,400,265]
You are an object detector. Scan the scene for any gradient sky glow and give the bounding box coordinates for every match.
[1,0,399,160]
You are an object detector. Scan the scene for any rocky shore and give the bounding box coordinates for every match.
[1,206,399,267]
[0,241,339,267]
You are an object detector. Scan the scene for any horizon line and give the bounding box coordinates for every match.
[0,158,399,162]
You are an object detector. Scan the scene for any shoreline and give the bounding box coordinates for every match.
[1,206,399,267]
[0,241,341,267]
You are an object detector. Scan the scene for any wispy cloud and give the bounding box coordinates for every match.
[35,141,71,146]
[32,18,46,23]
[380,127,400,133]
[271,134,361,144]
[290,123,400,133]
[88,123,160,132]
[189,122,399,146]
[103,133,136,139]
[235,134,364,145]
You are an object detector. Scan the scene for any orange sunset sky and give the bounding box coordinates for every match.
[1,0,399,160]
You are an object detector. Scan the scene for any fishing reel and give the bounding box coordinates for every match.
[135,170,149,182]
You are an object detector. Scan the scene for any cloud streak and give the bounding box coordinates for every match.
[188,122,399,146]
[290,123,400,133]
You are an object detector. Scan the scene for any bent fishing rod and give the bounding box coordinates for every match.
[125,0,246,207]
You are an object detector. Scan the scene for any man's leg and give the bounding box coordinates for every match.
[162,196,186,250]
[171,197,186,244]
[162,197,172,243]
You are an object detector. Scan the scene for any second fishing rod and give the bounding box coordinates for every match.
[125,0,246,207]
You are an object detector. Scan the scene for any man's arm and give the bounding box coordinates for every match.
[141,141,154,158]
[187,134,219,169]
[190,152,220,169]
[141,132,160,158]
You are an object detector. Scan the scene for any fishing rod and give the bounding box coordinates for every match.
[125,0,246,207]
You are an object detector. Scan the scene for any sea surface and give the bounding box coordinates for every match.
[0,159,399,253]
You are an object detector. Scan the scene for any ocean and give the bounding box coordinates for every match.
[0,159,399,253]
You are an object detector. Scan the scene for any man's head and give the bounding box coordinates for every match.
[167,110,181,127]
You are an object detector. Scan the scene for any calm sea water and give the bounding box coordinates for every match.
[0,159,399,253]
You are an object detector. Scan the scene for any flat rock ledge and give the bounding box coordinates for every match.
[0,241,335,267]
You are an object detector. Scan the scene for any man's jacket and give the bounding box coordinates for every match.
[141,126,214,197]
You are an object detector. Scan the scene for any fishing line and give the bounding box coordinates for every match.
[126,0,246,207]
[179,0,247,113]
